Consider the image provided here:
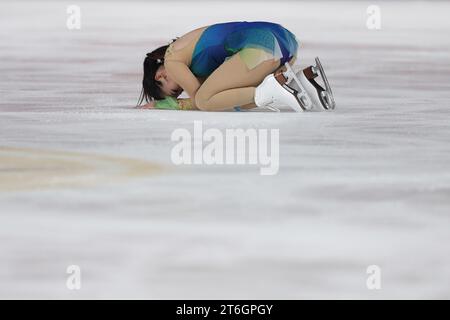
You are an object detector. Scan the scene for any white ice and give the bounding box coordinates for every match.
[1,0,450,299]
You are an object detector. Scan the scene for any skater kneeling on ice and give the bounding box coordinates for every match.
[136,21,335,112]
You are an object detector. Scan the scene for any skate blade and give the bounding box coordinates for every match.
[281,83,309,112]
[283,63,314,111]
[314,57,336,110]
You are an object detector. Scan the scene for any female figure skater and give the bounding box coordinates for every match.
[136,21,335,112]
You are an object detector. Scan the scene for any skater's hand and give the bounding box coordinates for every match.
[136,101,156,109]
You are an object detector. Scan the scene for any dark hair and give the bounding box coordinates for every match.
[136,38,179,107]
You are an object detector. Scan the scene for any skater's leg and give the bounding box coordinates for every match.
[195,51,297,111]
[194,48,279,111]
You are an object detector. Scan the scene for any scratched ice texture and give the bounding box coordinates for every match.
[0,1,449,298]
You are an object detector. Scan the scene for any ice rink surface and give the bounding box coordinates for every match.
[1,0,450,299]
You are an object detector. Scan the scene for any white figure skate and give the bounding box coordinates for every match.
[285,57,336,111]
[254,71,311,112]
[254,57,335,112]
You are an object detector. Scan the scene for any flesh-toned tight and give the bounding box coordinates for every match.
[194,47,296,111]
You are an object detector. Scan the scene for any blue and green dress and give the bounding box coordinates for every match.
[190,21,299,78]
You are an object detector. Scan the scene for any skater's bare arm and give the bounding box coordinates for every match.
[164,60,201,109]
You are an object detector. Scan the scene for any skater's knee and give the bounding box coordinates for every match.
[195,90,208,111]
[194,91,212,111]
